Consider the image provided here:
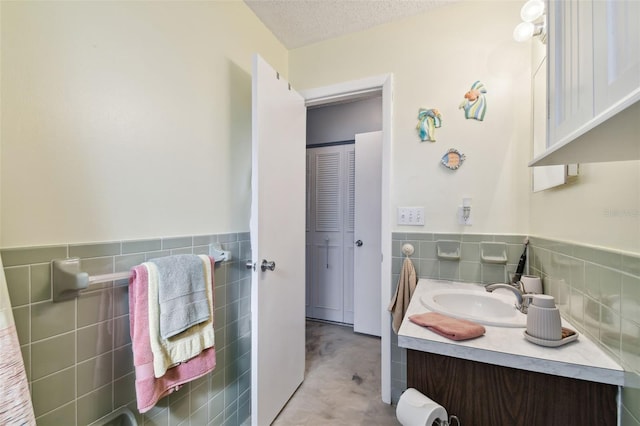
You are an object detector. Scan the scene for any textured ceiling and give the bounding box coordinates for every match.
[244,0,457,49]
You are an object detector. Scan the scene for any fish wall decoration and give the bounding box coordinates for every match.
[459,81,487,121]
[441,148,466,170]
[416,108,442,142]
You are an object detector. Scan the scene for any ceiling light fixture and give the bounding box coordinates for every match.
[514,0,546,43]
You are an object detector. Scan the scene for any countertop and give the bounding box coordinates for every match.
[398,279,625,386]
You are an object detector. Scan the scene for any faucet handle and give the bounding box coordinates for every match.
[521,294,535,314]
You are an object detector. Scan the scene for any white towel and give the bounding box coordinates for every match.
[0,256,36,425]
[147,254,215,378]
[388,257,417,334]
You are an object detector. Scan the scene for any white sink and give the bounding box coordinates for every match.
[420,288,527,327]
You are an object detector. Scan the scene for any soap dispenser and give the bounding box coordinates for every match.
[526,295,562,341]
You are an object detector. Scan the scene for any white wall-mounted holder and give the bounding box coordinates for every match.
[52,244,230,302]
[480,242,508,264]
[436,240,461,261]
[209,244,231,263]
[401,243,415,257]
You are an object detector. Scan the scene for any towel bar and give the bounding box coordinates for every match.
[52,244,230,302]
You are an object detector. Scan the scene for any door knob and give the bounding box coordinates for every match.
[261,259,276,272]
[355,240,363,247]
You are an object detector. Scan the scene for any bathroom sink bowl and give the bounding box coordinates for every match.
[420,288,527,327]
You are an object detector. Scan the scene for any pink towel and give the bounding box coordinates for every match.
[409,312,486,341]
[129,258,216,413]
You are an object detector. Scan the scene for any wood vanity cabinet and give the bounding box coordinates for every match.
[407,350,618,426]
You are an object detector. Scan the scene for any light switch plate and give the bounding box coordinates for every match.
[397,207,425,226]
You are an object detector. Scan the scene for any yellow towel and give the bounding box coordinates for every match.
[388,257,417,334]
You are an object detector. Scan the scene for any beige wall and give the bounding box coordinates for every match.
[289,0,640,255]
[530,160,640,253]
[1,0,287,247]
[3,0,636,253]
[290,1,532,236]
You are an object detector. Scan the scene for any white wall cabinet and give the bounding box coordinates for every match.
[548,0,594,147]
[592,0,640,116]
[535,0,640,166]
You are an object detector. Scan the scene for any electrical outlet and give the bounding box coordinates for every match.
[457,207,472,226]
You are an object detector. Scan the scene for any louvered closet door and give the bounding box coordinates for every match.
[305,151,313,317]
[342,147,355,324]
[306,144,356,324]
[309,148,345,322]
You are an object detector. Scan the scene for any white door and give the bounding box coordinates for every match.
[342,147,356,325]
[353,131,382,336]
[250,54,306,426]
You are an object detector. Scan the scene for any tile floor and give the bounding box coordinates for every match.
[273,320,399,425]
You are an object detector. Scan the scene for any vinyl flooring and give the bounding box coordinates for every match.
[272,320,399,426]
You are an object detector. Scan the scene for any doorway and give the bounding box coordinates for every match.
[251,56,393,425]
[300,75,393,403]
[305,96,382,332]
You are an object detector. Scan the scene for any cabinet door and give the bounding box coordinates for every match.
[593,0,640,115]
[548,0,594,146]
[532,56,566,192]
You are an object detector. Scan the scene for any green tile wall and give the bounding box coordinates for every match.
[1,232,251,426]
[529,236,640,426]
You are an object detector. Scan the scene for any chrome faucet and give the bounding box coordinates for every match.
[485,282,530,313]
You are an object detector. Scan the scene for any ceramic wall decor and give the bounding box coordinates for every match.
[416,108,442,142]
[459,81,487,121]
[441,148,466,170]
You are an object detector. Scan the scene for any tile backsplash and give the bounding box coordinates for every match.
[2,233,251,426]
[390,232,640,426]
[529,236,640,426]
[389,232,527,404]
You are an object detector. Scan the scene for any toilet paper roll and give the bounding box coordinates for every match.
[396,388,448,426]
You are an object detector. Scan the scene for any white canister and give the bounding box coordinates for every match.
[526,295,562,341]
[520,275,543,294]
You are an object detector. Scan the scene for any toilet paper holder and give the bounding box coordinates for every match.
[434,416,460,426]
[396,388,461,426]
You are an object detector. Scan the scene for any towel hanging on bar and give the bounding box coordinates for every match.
[388,253,417,334]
